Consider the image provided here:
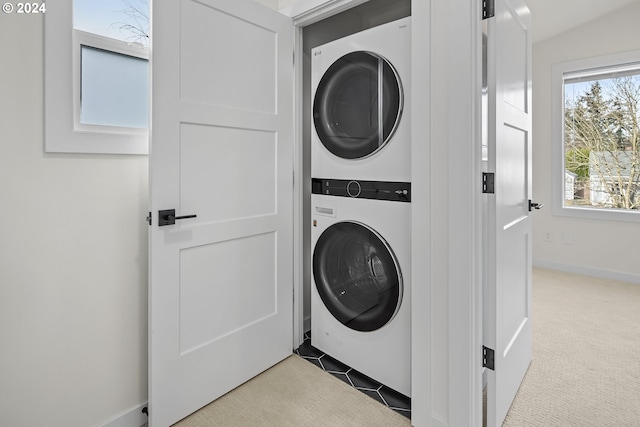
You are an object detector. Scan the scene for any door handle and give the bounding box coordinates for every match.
[528,200,543,211]
[158,209,197,226]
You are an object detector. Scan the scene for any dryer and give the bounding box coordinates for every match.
[311,17,411,182]
[311,178,411,397]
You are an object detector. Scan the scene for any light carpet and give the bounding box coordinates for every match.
[172,354,410,427]
[502,268,640,426]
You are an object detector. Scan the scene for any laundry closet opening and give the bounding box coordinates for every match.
[296,0,412,418]
[300,0,411,339]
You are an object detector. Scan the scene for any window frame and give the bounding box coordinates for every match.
[551,49,640,223]
[44,0,149,155]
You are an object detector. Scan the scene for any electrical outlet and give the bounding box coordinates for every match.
[543,232,553,242]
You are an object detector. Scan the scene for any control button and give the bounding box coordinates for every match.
[347,180,362,197]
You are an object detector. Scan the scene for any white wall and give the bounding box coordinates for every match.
[532,1,640,281]
[0,13,148,427]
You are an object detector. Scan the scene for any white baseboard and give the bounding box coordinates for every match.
[99,402,148,427]
[533,259,640,284]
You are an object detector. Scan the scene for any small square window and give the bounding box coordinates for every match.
[44,0,149,155]
[80,46,149,129]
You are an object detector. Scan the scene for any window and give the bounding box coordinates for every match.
[45,0,149,154]
[552,50,640,222]
[79,43,148,129]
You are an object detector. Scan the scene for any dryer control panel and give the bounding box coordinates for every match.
[312,178,411,202]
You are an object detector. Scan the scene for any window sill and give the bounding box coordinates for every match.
[552,204,640,223]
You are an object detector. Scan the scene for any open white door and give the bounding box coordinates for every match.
[484,0,532,425]
[148,0,293,425]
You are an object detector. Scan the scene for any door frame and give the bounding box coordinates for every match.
[286,0,484,426]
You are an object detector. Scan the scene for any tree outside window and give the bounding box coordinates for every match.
[564,72,640,211]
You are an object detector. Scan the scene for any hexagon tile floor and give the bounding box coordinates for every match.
[294,333,411,419]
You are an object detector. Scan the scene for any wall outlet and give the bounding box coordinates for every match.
[543,232,553,242]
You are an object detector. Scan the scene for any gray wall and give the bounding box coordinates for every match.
[532,1,640,281]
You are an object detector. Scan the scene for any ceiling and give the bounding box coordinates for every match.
[526,0,639,43]
[280,0,638,43]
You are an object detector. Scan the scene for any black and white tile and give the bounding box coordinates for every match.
[295,333,411,419]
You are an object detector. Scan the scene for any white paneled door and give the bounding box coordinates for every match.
[148,0,293,425]
[485,0,533,425]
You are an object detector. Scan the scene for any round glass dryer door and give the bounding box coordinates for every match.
[313,221,402,332]
[313,51,403,159]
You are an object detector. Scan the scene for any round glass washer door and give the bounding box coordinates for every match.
[313,51,403,160]
[313,221,403,332]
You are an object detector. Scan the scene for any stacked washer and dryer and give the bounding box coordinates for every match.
[310,17,412,398]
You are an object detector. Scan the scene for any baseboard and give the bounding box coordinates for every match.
[98,402,148,427]
[533,259,640,284]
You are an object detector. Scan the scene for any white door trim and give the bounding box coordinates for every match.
[286,0,370,26]
[416,1,484,426]
[291,18,305,352]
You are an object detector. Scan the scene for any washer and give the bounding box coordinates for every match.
[311,17,411,182]
[311,178,411,397]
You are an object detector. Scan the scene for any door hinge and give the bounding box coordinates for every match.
[482,0,495,20]
[146,212,152,226]
[483,346,495,370]
[482,172,495,194]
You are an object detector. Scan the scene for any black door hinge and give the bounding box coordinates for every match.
[482,0,495,20]
[146,212,152,226]
[482,172,495,194]
[483,346,495,370]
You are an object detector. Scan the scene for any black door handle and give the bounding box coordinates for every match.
[529,200,543,211]
[158,209,197,226]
